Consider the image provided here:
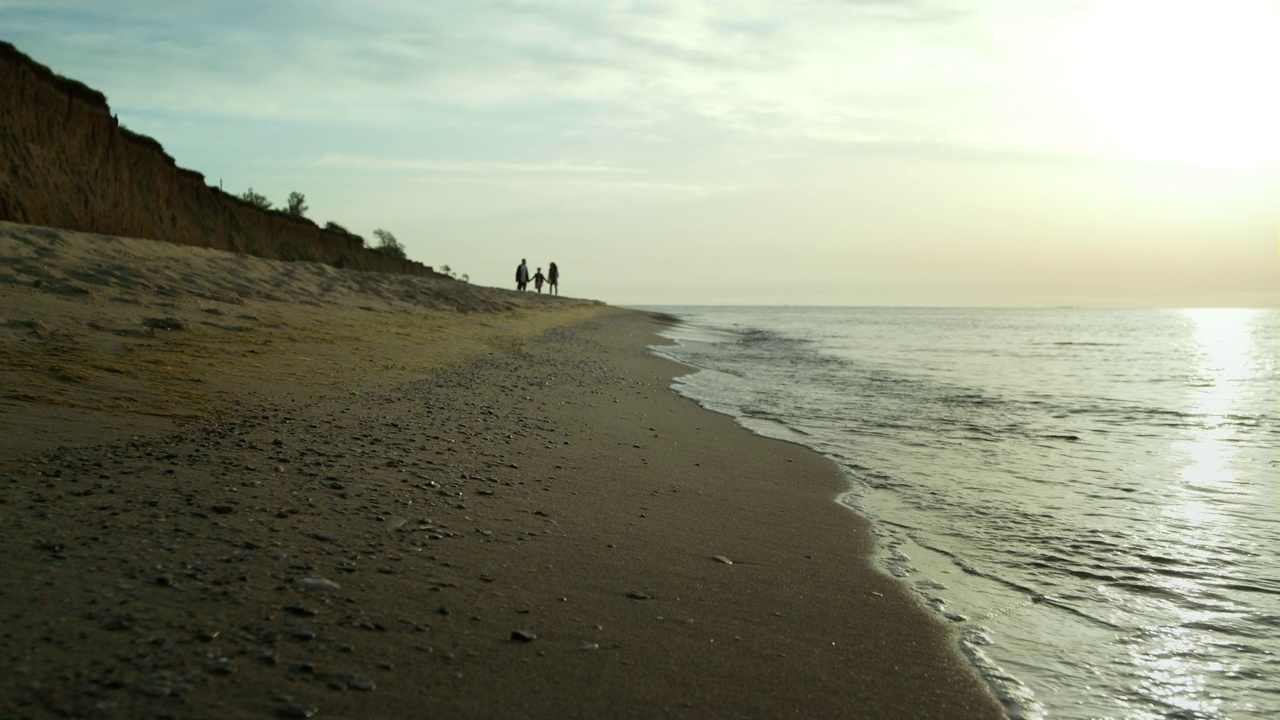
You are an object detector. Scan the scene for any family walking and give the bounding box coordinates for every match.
[515,258,559,295]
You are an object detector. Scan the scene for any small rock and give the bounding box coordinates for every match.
[625,590,651,600]
[295,577,340,591]
[133,681,171,697]
[207,659,236,675]
[284,602,319,617]
[510,630,536,643]
[340,673,377,691]
[712,555,733,565]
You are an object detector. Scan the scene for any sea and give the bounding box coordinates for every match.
[636,306,1278,720]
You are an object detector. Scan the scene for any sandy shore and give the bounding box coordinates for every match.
[1,222,1005,719]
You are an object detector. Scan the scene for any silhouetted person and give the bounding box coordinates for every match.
[547,262,559,296]
[533,267,546,293]
[515,258,529,291]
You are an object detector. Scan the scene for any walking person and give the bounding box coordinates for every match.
[532,267,546,294]
[515,258,529,291]
[547,262,559,296]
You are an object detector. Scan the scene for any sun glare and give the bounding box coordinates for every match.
[1060,1,1280,168]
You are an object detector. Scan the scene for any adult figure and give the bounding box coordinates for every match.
[547,262,559,296]
[533,267,546,294]
[515,258,529,291]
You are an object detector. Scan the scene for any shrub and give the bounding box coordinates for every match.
[438,265,469,282]
[239,188,271,210]
[370,229,406,260]
[286,191,308,218]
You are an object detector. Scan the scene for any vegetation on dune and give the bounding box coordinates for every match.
[229,194,462,279]
[438,265,469,283]
[239,188,272,210]
[370,228,406,260]
[285,191,307,218]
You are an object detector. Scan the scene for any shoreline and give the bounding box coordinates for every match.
[1,224,1005,718]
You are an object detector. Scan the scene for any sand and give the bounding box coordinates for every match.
[0,221,1006,719]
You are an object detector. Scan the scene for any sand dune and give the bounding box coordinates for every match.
[0,221,605,456]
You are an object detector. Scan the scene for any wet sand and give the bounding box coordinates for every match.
[0,221,1005,718]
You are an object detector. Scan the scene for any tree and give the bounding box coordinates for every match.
[370,229,406,259]
[239,188,271,209]
[286,191,308,218]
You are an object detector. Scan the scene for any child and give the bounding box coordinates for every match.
[533,267,546,293]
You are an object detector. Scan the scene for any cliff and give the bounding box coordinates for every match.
[0,41,442,277]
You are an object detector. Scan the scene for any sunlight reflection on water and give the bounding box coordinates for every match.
[1129,310,1265,718]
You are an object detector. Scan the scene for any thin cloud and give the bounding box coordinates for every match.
[313,154,636,175]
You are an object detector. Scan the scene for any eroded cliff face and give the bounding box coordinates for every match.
[0,41,440,277]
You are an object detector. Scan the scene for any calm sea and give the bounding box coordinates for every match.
[637,307,1278,720]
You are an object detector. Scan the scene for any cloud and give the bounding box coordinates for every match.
[311,153,739,199]
[10,0,1270,170]
[4,1,998,133]
[313,154,635,175]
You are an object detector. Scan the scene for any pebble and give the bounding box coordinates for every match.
[625,590,651,600]
[510,630,536,643]
[338,673,377,691]
[294,577,340,591]
[284,602,319,617]
[712,555,733,565]
[133,680,171,697]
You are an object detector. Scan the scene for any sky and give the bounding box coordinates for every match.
[3,0,1277,306]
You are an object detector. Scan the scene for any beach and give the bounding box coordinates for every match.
[0,222,1005,719]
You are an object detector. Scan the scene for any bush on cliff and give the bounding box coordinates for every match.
[371,229,406,260]
[439,265,469,283]
[240,188,272,210]
[286,192,308,218]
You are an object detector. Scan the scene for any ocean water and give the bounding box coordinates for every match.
[638,307,1279,720]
